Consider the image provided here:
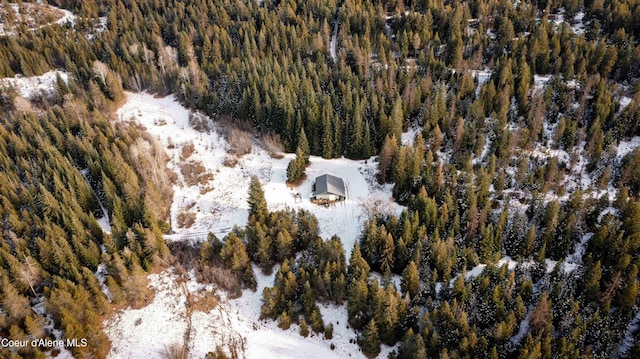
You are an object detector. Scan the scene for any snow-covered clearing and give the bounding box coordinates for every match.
[118,92,248,239]
[265,155,402,258]
[0,70,69,99]
[109,92,403,358]
[117,92,401,256]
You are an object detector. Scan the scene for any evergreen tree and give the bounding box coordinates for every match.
[401,261,420,299]
[361,319,381,358]
[286,147,306,183]
[278,310,292,330]
[348,277,370,330]
[298,128,310,164]
[248,176,268,222]
[522,226,536,258]
[220,232,251,279]
[322,115,334,159]
[300,319,309,337]
[348,243,371,284]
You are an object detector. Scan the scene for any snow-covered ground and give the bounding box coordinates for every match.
[563,233,593,273]
[571,11,586,35]
[619,310,640,357]
[442,256,519,292]
[617,136,640,160]
[330,20,338,62]
[401,125,422,146]
[104,271,189,358]
[117,92,401,256]
[104,262,391,358]
[0,70,69,99]
[619,96,632,110]
[0,2,75,36]
[533,74,552,93]
[471,69,493,97]
[109,92,403,358]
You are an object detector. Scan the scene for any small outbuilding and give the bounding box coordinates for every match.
[311,174,346,202]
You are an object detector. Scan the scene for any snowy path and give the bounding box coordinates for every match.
[330,20,338,62]
[510,310,531,346]
[563,233,593,273]
[0,3,75,36]
[329,1,344,62]
[618,310,640,357]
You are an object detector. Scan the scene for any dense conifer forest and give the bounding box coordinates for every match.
[2,0,640,357]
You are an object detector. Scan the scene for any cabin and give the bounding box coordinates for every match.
[311,174,346,203]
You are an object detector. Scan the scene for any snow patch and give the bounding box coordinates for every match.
[571,11,586,35]
[446,256,518,290]
[619,96,632,110]
[104,272,189,358]
[533,75,552,93]
[0,70,69,99]
[563,233,593,273]
[619,310,640,357]
[401,125,421,146]
[471,69,492,97]
[616,136,640,160]
[510,310,531,346]
[94,263,112,300]
[55,7,75,27]
[473,138,492,165]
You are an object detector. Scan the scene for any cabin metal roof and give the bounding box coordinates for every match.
[313,174,346,197]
